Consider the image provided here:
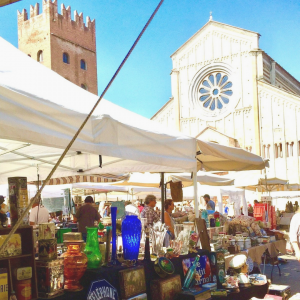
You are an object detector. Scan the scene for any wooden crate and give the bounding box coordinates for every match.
[0,226,38,299]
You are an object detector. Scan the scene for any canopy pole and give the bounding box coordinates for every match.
[161,172,165,223]
[0,0,165,256]
[193,167,199,218]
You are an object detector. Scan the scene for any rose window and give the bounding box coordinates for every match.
[199,73,233,111]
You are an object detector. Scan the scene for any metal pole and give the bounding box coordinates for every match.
[193,167,199,218]
[161,172,165,223]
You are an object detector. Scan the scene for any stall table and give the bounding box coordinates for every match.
[225,240,286,269]
[42,249,270,300]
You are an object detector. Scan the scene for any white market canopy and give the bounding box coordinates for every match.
[0,37,197,184]
[114,171,234,188]
[0,0,20,7]
[234,172,289,192]
[169,171,234,187]
[197,140,269,171]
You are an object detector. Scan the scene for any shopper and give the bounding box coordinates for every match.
[74,196,101,242]
[136,201,144,213]
[164,199,175,238]
[29,198,50,225]
[289,209,300,261]
[141,194,160,226]
[204,194,215,211]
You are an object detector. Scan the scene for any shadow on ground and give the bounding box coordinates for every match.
[260,254,300,296]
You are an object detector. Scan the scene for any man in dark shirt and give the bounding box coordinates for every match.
[74,196,100,241]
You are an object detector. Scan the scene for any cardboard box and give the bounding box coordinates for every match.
[151,274,181,300]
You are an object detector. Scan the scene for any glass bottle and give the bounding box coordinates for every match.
[122,215,142,261]
[84,227,102,268]
[111,207,118,264]
[62,240,87,291]
[183,255,200,290]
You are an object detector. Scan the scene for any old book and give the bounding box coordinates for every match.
[176,287,211,300]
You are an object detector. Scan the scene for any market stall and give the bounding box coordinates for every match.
[0,28,273,300]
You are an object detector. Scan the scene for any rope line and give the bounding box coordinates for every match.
[0,0,165,255]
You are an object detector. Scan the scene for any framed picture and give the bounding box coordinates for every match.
[119,266,146,299]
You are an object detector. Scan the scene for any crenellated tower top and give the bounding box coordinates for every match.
[17,0,98,95]
[18,0,96,33]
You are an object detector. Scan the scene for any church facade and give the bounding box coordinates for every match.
[151,19,300,184]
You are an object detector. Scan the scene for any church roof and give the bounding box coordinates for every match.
[171,20,260,57]
[196,126,237,141]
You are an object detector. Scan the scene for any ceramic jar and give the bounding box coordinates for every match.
[237,239,244,251]
[244,238,251,249]
[62,240,87,291]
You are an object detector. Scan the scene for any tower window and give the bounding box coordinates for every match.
[37,50,43,62]
[63,52,70,64]
[81,84,88,91]
[80,59,87,70]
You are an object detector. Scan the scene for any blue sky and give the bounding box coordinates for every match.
[0,0,300,118]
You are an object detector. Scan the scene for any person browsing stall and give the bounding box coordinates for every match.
[204,194,215,211]
[164,199,175,238]
[29,197,50,225]
[74,196,100,242]
[141,194,160,226]
[289,208,300,261]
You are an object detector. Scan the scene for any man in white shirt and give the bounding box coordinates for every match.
[29,199,49,225]
[290,211,300,261]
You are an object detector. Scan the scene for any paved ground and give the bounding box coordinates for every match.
[260,254,300,296]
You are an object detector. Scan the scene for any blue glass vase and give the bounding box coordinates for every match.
[111,207,117,264]
[122,215,142,261]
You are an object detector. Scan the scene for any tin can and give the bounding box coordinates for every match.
[0,233,22,258]
[36,258,64,298]
[63,232,82,241]
[8,177,29,227]
[39,223,55,240]
[13,267,32,281]
[38,239,57,261]
[16,279,31,300]
[154,257,175,278]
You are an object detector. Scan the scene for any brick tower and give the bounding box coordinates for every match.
[17,0,98,95]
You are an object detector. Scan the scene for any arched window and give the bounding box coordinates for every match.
[80,59,87,70]
[63,52,70,64]
[37,50,43,62]
[81,84,88,90]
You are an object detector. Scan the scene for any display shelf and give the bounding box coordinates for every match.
[0,225,38,299]
[0,253,32,261]
[207,226,225,230]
